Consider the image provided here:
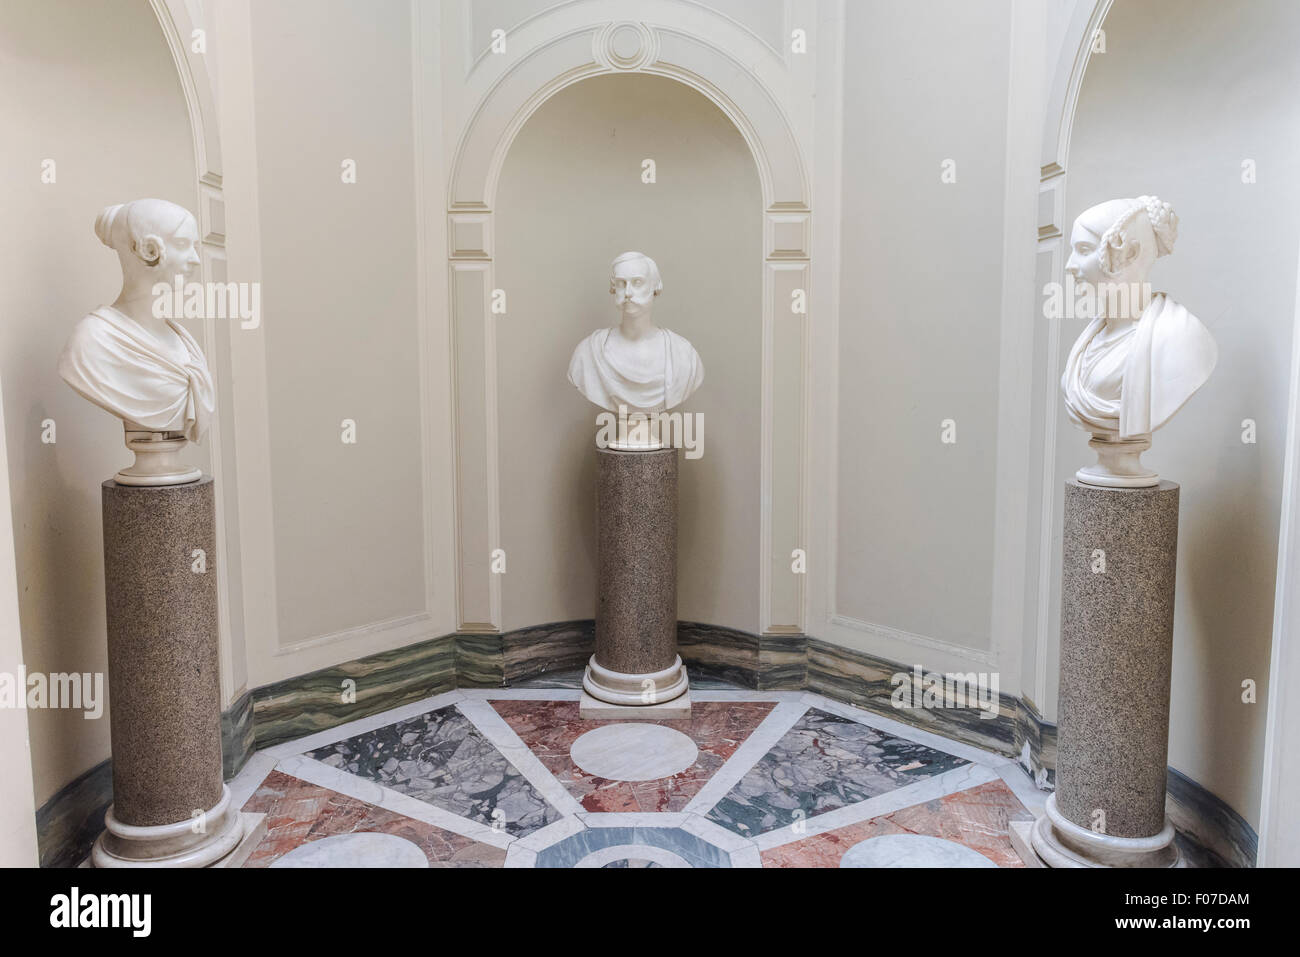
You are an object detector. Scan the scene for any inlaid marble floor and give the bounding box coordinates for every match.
[229,673,1050,868]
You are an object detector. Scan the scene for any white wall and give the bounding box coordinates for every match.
[1056,0,1300,829]
[829,0,1015,662]
[249,0,427,647]
[494,72,762,631]
[0,0,199,807]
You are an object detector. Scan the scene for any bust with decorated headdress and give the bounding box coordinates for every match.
[1060,196,1217,487]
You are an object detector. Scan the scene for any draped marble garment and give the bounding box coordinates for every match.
[59,305,215,441]
[568,326,704,412]
[1061,293,1217,439]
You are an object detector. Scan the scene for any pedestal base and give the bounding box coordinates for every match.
[91,786,266,868]
[582,654,689,706]
[579,688,693,721]
[1013,794,1182,868]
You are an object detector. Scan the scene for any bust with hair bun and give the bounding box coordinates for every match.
[567,251,704,421]
[1060,196,1217,487]
[58,198,216,485]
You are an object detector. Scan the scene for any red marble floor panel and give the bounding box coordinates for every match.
[491,699,777,813]
[240,769,506,867]
[761,779,1033,867]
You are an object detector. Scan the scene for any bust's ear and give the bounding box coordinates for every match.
[134,234,164,267]
[1103,236,1140,276]
[1115,237,1141,272]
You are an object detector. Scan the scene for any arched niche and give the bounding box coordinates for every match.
[447,11,810,635]
[0,0,222,858]
[1035,0,1300,862]
[493,71,762,632]
[1069,0,1300,851]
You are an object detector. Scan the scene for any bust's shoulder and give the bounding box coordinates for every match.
[662,328,701,360]
[64,308,120,352]
[570,327,608,359]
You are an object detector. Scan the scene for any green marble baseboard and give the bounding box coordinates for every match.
[251,632,457,751]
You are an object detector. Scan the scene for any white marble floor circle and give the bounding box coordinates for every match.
[575,845,692,868]
[839,834,997,868]
[269,833,429,868]
[569,723,699,781]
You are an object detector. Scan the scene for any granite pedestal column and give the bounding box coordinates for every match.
[581,446,690,719]
[1028,479,1182,867]
[92,477,258,867]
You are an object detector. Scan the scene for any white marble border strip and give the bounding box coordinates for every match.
[274,753,516,850]
[800,691,1013,768]
[228,750,280,811]
[504,843,537,868]
[682,812,760,854]
[512,814,587,852]
[261,690,466,759]
[996,763,1049,817]
[754,762,1000,852]
[729,844,763,868]
[579,811,692,829]
[455,697,586,817]
[683,698,810,815]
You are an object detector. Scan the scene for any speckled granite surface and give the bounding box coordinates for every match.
[595,447,678,674]
[102,478,223,826]
[1057,479,1179,838]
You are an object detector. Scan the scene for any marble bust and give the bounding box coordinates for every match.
[59,199,215,485]
[1060,196,1217,487]
[568,252,704,426]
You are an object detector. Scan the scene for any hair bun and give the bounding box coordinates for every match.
[94,203,124,247]
[1138,195,1178,257]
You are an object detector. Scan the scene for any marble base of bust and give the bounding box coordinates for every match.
[607,435,668,451]
[91,787,265,868]
[117,428,201,486]
[1025,794,1181,868]
[605,410,669,450]
[1076,434,1158,488]
[579,686,692,721]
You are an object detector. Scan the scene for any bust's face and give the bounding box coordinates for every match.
[611,257,655,316]
[1065,210,1110,289]
[162,215,202,279]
